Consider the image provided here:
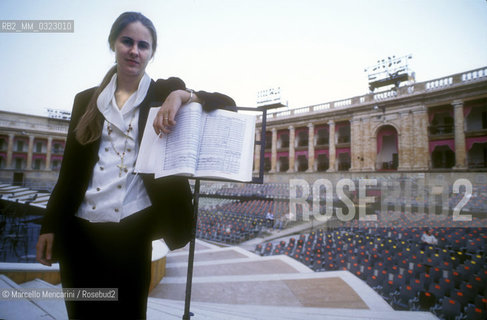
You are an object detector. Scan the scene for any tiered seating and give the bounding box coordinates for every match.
[201,182,290,199]
[381,181,487,214]
[194,183,292,244]
[256,212,487,319]
[449,184,487,213]
[196,198,289,244]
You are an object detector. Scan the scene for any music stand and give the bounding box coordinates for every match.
[182,104,280,319]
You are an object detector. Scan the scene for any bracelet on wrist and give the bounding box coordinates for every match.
[184,88,194,104]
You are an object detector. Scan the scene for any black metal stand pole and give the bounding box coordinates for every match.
[180,104,275,319]
[182,178,200,320]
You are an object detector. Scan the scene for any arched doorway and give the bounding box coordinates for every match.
[376,125,398,170]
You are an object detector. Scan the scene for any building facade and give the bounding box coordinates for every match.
[255,67,487,178]
[0,111,69,190]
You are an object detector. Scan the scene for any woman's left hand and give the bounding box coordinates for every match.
[153,89,199,135]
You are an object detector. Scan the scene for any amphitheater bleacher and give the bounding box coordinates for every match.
[256,211,486,320]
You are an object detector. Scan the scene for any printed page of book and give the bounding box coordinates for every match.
[194,109,256,182]
[134,108,161,174]
[135,103,203,178]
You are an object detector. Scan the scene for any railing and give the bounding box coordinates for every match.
[374,90,398,101]
[256,66,487,122]
[468,161,487,169]
[462,68,487,81]
[376,161,398,170]
[429,125,454,135]
[0,119,68,134]
[338,162,350,171]
[51,148,65,155]
[425,77,453,90]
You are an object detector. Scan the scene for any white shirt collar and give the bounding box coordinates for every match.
[96,72,151,134]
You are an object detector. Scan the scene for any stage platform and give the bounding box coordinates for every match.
[147,240,438,319]
[0,239,438,319]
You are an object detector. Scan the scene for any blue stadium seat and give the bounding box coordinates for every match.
[440,298,462,320]
[392,285,417,310]
[464,304,486,320]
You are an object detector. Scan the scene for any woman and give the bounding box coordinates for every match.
[36,12,235,319]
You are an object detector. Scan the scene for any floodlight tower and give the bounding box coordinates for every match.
[364,54,415,92]
[256,86,287,110]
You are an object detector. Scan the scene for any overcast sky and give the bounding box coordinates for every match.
[1,0,486,116]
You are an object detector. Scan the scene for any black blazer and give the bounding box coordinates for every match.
[40,77,236,250]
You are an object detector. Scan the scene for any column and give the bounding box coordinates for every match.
[253,129,260,174]
[26,135,35,170]
[412,108,429,170]
[363,120,374,171]
[327,120,336,172]
[306,123,315,172]
[6,133,14,169]
[398,112,412,171]
[350,118,361,172]
[421,109,431,169]
[358,119,365,171]
[452,100,467,169]
[270,128,277,172]
[288,126,295,173]
[46,136,53,171]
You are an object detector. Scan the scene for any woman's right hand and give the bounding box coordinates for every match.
[36,233,54,266]
[153,89,202,135]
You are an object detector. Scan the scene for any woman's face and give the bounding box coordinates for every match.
[114,21,153,80]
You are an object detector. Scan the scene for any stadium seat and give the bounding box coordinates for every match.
[429,281,449,299]
[464,304,486,320]
[450,289,471,309]
[381,280,397,302]
[474,295,487,310]
[416,291,437,311]
[440,298,462,320]
[392,285,417,310]
[429,266,442,283]
[366,274,381,289]
[438,277,455,296]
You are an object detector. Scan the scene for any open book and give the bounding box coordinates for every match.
[135,103,256,182]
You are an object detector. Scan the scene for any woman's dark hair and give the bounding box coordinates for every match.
[75,12,157,145]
